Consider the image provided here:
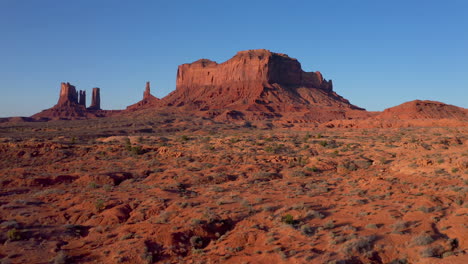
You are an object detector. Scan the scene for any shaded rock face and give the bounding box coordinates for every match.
[57,82,83,106]
[79,90,86,106]
[89,88,101,110]
[163,49,358,113]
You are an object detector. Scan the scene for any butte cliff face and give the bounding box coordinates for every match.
[160,49,361,120]
[88,88,101,110]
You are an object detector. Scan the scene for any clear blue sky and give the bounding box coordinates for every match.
[1,0,467,117]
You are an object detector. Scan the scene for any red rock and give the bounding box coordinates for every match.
[126,82,160,111]
[32,83,119,120]
[57,82,80,106]
[160,49,362,118]
[78,90,86,106]
[88,88,101,110]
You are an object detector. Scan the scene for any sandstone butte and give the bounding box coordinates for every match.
[32,83,119,120]
[17,49,468,126]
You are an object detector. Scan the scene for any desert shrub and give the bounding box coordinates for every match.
[263,205,279,212]
[130,145,145,155]
[265,143,285,154]
[306,210,325,219]
[418,206,434,213]
[411,233,434,246]
[353,159,372,169]
[281,214,295,225]
[306,166,319,172]
[339,160,358,171]
[124,137,132,149]
[300,224,314,236]
[291,170,306,177]
[392,221,408,233]
[420,245,443,258]
[323,220,335,229]
[190,236,203,249]
[389,258,408,264]
[121,233,134,240]
[252,172,281,182]
[365,223,379,229]
[341,235,377,255]
[88,181,99,189]
[7,228,22,241]
[54,250,69,264]
[95,199,105,212]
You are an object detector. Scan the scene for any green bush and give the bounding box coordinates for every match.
[281,214,295,225]
[7,228,22,241]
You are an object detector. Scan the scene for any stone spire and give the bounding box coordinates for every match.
[143,81,151,99]
[78,90,86,106]
[89,88,101,110]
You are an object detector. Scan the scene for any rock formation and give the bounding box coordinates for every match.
[79,90,86,106]
[32,83,117,120]
[28,50,467,125]
[159,49,362,120]
[57,82,81,106]
[88,88,101,110]
[143,82,152,99]
[126,82,160,111]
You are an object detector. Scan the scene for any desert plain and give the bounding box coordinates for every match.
[0,114,467,264]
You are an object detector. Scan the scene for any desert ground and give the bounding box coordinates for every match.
[0,115,467,264]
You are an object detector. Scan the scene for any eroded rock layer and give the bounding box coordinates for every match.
[161,49,361,115]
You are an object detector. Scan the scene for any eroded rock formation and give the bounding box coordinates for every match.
[57,82,82,106]
[88,88,101,110]
[161,49,361,118]
[126,82,160,111]
[32,83,116,120]
[79,90,86,106]
[143,82,152,100]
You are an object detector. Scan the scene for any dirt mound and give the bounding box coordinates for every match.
[377,100,468,121]
[322,100,468,128]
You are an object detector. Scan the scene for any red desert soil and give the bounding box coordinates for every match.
[0,116,467,264]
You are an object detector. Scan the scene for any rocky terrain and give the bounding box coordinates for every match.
[0,49,467,263]
[0,117,467,264]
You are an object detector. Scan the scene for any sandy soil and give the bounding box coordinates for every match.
[0,118,466,264]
